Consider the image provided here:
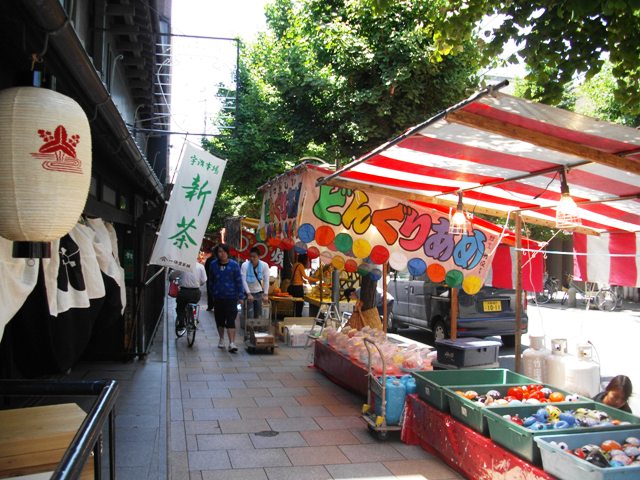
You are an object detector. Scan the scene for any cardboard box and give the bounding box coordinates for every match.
[284,325,311,347]
[277,317,314,340]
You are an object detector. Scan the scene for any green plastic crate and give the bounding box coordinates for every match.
[444,384,586,436]
[411,369,537,411]
[485,402,640,465]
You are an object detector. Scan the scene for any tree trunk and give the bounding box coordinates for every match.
[359,274,377,310]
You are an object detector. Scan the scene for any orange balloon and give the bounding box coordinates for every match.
[315,226,335,246]
[427,264,446,283]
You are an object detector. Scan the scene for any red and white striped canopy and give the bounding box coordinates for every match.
[321,87,640,233]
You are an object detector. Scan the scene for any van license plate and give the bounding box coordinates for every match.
[483,300,502,312]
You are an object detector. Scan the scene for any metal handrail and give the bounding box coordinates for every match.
[0,379,119,479]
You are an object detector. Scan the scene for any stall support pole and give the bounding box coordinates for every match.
[382,262,388,334]
[450,288,458,340]
[515,213,523,373]
[319,260,323,303]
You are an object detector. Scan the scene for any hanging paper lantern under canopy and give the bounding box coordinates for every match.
[0,87,92,258]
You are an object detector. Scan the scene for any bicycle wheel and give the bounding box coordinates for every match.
[186,306,197,347]
[596,290,617,312]
[535,286,553,304]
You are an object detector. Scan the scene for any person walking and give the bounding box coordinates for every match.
[241,247,270,319]
[208,243,244,353]
[204,247,215,311]
[170,261,207,332]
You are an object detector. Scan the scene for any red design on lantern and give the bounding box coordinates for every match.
[32,125,83,174]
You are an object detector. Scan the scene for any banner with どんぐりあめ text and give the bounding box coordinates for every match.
[259,166,500,294]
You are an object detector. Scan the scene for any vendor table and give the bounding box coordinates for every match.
[268,295,305,321]
[402,394,555,480]
[313,340,369,397]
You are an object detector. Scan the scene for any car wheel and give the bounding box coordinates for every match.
[432,319,447,342]
[387,311,397,333]
[501,335,516,347]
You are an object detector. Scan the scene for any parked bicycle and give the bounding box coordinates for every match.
[534,275,560,304]
[176,302,199,347]
[560,274,621,312]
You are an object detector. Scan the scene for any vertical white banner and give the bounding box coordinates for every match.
[150,143,227,272]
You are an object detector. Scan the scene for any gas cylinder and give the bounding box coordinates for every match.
[523,336,550,383]
[564,344,601,397]
[546,339,573,390]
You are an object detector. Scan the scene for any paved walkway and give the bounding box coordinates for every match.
[167,288,463,480]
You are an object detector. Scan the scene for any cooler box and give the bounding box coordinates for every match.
[411,368,536,411]
[535,428,640,480]
[484,402,640,465]
[284,325,311,347]
[444,383,586,435]
[435,337,501,367]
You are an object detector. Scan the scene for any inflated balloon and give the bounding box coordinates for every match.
[427,263,446,283]
[369,268,382,281]
[357,262,372,276]
[344,259,358,273]
[267,237,282,248]
[298,223,315,243]
[331,255,345,270]
[315,226,335,246]
[462,274,482,295]
[307,246,320,259]
[334,233,353,253]
[294,241,307,254]
[327,241,338,252]
[369,245,390,265]
[388,251,408,271]
[445,269,464,288]
[352,238,372,259]
[280,237,295,251]
[407,258,426,277]
[319,250,333,264]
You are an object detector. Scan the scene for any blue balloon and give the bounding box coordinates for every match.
[369,268,383,281]
[523,416,537,427]
[407,258,426,277]
[298,223,315,243]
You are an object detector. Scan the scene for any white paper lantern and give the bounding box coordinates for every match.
[0,87,91,257]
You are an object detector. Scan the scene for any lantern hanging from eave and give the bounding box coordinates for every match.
[0,87,92,258]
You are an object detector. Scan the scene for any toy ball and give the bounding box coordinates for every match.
[464,390,478,400]
[494,399,508,406]
[565,394,580,402]
[573,448,586,459]
[455,390,465,397]
[611,454,633,466]
[624,446,640,457]
[586,450,610,468]
[540,387,552,399]
[511,415,524,426]
[509,399,522,406]
[477,395,487,404]
[609,449,624,457]
[502,414,512,420]
[626,437,640,446]
[580,444,600,456]
[549,392,565,402]
[549,441,569,450]
[486,390,501,399]
[526,398,541,405]
[545,405,561,421]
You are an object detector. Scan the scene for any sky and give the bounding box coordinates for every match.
[168,0,269,174]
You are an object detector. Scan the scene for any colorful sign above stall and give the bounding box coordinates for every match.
[150,143,227,272]
[259,166,501,294]
[230,229,284,269]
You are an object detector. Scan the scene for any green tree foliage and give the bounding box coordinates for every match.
[425,1,640,115]
[204,0,481,229]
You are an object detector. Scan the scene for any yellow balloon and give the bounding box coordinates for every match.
[331,255,345,270]
[352,238,372,259]
[462,275,483,295]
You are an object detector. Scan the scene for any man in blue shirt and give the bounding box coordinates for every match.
[208,244,244,353]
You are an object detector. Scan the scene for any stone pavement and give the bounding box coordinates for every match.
[167,289,463,480]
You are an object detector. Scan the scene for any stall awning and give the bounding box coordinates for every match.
[320,86,640,234]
